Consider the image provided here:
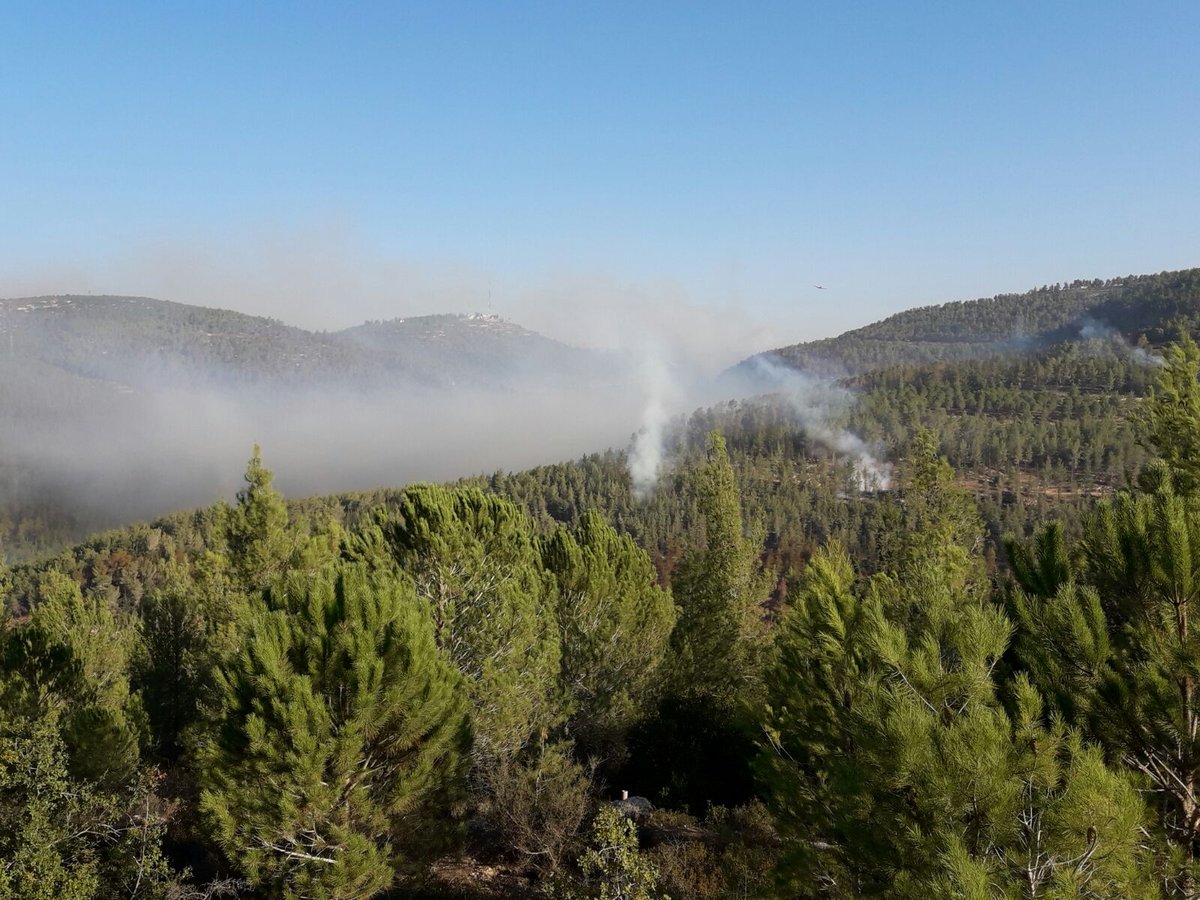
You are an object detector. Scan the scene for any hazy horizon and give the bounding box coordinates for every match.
[4,2,1199,545]
[5,4,1199,362]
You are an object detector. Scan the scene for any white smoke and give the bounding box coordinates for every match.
[742,355,893,491]
[628,351,675,500]
[1079,317,1164,367]
[1131,346,1166,368]
[622,344,894,499]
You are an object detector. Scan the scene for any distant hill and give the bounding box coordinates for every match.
[733,268,1200,379]
[0,295,619,560]
[0,295,594,393]
[3,270,1199,564]
[340,313,600,387]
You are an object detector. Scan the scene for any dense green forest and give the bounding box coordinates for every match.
[739,268,1200,376]
[8,334,1200,896]
[5,271,1200,896]
[4,268,1199,562]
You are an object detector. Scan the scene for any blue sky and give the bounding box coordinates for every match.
[3,2,1198,350]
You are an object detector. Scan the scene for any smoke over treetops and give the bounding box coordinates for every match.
[0,293,879,550]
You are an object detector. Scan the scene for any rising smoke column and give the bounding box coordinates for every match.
[745,355,893,490]
[625,349,893,498]
[628,350,677,500]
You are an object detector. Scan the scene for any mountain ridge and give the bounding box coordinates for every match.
[733,267,1200,380]
[0,294,592,392]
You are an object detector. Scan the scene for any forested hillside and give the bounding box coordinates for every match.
[738,267,1200,376]
[3,269,1198,567]
[3,271,1200,895]
[8,338,1200,896]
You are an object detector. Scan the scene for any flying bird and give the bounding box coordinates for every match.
[813,284,826,290]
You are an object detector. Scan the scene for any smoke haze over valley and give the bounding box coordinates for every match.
[2,268,1194,557]
[0,291,828,545]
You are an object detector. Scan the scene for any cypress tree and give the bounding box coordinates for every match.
[197,562,469,899]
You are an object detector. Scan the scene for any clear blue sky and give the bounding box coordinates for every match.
[3,2,1198,343]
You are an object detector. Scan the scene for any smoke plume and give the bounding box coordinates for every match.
[1078,317,1164,367]
[740,354,893,490]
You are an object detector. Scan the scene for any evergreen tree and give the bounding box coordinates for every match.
[0,707,179,900]
[627,431,765,813]
[135,557,241,761]
[541,512,675,761]
[669,431,766,708]
[197,562,469,899]
[761,541,1150,897]
[1005,342,1200,892]
[762,436,1149,898]
[375,485,562,759]
[1137,332,1200,494]
[226,445,293,590]
[1011,477,1200,892]
[886,427,984,586]
[3,571,144,789]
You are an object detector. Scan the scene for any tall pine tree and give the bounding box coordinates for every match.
[669,430,766,708]
[762,439,1150,896]
[198,562,469,899]
[541,511,676,763]
[1006,339,1200,893]
[226,445,294,591]
[374,485,562,760]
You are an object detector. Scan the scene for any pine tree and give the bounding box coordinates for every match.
[762,541,1151,897]
[1137,332,1200,494]
[1003,341,1200,892]
[1010,477,1200,892]
[541,512,675,761]
[376,485,562,759]
[226,445,293,590]
[762,442,1153,898]
[669,431,766,708]
[3,572,144,789]
[886,426,984,587]
[197,561,469,899]
[627,431,765,813]
[135,557,241,761]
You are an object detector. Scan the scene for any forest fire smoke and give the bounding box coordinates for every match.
[1079,317,1164,367]
[740,355,893,491]
[625,351,893,499]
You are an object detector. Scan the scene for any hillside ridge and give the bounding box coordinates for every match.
[735,267,1200,378]
[0,293,587,391]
